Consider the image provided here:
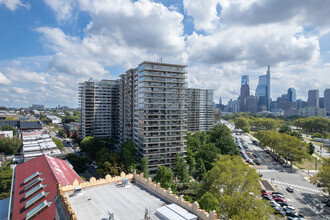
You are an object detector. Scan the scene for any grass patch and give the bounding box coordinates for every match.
[295,157,323,170]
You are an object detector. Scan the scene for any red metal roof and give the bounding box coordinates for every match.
[45,155,83,186]
[12,154,82,220]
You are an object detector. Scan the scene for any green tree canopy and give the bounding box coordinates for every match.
[154,166,174,189]
[173,153,189,183]
[234,117,250,133]
[140,157,149,178]
[201,155,271,219]
[311,158,330,195]
[66,153,89,173]
[120,140,137,172]
[0,137,22,155]
[294,117,330,133]
[52,137,64,151]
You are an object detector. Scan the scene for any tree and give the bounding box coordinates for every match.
[96,161,124,177]
[312,132,323,138]
[141,157,149,178]
[120,140,137,172]
[311,158,330,195]
[194,158,206,181]
[279,125,291,134]
[309,143,315,155]
[195,143,219,170]
[0,137,22,155]
[201,155,271,219]
[154,166,174,189]
[80,136,112,159]
[234,117,250,133]
[0,162,13,199]
[173,153,189,183]
[198,192,218,212]
[0,125,18,136]
[66,153,89,173]
[58,128,67,138]
[52,137,64,151]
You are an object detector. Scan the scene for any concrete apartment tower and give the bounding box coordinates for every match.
[187,88,214,132]
[79,79,120,139]
[121,61,188,174]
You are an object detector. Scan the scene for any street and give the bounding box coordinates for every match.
[239,132,330,219]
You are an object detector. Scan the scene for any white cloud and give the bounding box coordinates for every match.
[0,0,30,11]
[0,72,12,85]
[4,67,49,85]
[183,0,221,32]
[12,87,29,94]
[36,0,186,76]
[43,0,75,21]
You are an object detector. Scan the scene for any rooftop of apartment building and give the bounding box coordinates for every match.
[59,172,216,220]
[66,182,177,220]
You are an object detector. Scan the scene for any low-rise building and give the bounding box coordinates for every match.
[63,122,81,138]
[46,115,62,124]
[8,155,83,220]
[22,130,63,161]
[0,130,13,138]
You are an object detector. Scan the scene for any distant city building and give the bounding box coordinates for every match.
[245,95,257,113]
[307,89,319,107]
[287,88,297,102]
[240,75,250,112]
[187,88,214,132]
[297,99,307,109]
[325,88,330,113]
[299,106,326,117]
[31,104,44,111]
[79,79,120,139]
[255,65,271,111]
[319,97,325,108]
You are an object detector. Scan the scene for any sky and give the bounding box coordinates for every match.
[0,0,330,108]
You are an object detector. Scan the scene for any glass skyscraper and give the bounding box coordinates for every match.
[255,65,271,111]
[287,88,296,102]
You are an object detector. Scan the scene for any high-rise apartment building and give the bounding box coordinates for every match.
[287,88,296,102]
[255,65,271,111]
[187,88,214,132]
[307,89,319,107]
[79,79,119,139]
[324,88,330,112]
[131,61,188,174]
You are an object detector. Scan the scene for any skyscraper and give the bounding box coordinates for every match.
[287,88,296,102]
[324,88,330,112]
[307,89,319,107]
[240,75,250,112]
[255,65,271,111]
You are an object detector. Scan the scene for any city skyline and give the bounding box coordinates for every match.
[1,0,330,107]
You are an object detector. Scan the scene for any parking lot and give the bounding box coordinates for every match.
[236,132,330,219]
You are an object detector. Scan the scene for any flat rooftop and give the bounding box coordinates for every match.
[66,182,169,220]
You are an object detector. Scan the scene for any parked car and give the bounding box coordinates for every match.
[286,212,304,219]
[278,202,289,207]
[286,187,294,193]
[282,163,289,168]
[274,197,287,203]
[252,152,258,157]
[272,194,284,199]
[262,195,274,201]
[272,192,284,196]
[283,206,296,213]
